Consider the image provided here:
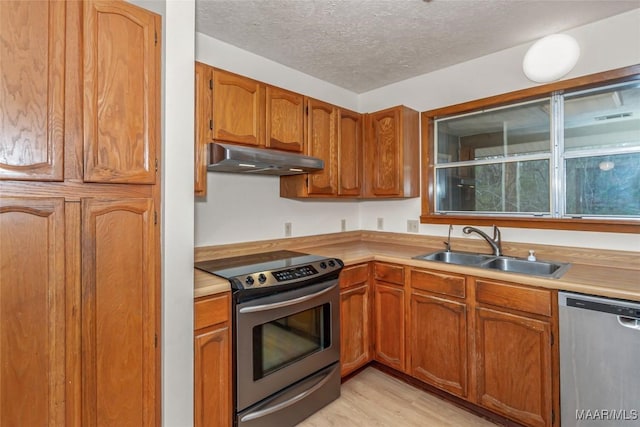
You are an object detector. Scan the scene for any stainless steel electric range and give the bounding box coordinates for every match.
[195,250,343,427]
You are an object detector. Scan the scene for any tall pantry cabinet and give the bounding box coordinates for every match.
[0,1,161,426]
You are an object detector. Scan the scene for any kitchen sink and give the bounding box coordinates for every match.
[413,250,571,279]
[482,257,570,278]
[414,250,493,266]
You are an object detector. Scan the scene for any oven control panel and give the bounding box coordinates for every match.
[272,265,318,282]
[237,258,343,289]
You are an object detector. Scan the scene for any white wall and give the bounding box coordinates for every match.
[196,173,359,246]
[358,9,640,252]
[163,1,196,425]
[128,0,196,426]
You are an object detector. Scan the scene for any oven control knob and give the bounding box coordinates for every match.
[319,262,327,269]
[258,273,267,283]
[328,260,336,267]
[245,276,254,286]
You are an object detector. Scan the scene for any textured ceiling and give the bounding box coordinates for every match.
[196,0,640,93]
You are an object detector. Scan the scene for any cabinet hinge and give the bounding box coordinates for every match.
[209,119,213,130]
[154,211,158,225]
[155,158,158,172]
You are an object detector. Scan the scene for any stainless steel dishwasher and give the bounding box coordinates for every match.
[559,292,640,426]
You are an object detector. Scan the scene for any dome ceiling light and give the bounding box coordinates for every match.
[523,34,580,83]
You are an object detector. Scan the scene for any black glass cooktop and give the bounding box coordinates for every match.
[194,250,327,279]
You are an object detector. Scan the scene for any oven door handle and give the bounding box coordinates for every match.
[239,282,337,314]
[239,366,335,422]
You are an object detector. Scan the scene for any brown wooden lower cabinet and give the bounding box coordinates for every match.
[370,264,557,426]
[340,283,371,376]
[409,291,468,398]
[373,280,405,372]
[194,292,231,427]
[1,196,160,426]
[475,307,553,427]
[0,197,66,426]
[339,263,371,376]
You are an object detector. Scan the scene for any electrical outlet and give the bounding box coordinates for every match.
[377,217,384,230]
[341,219,347,232]
[407,219,419,233]
[284,222,292,237]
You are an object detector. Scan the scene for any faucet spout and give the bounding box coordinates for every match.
[462,225,502,256]
[443,224,453,252]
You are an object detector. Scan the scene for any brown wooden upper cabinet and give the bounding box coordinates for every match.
[0,0,65,181]
[338,108,364,196]
[212,68,265,147]
[364,106,419,198]
[280,98,359,198]
[194,65,419,199]
[302,98,338,195]
[83,0,160,184]
[195,62,214,196]
[265,86,305,152]
[194,65,306,195]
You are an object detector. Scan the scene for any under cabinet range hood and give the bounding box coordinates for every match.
[207,143,324,176]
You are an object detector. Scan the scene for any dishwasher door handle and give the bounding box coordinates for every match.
[617,316,640,331]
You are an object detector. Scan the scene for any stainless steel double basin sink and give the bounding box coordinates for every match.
[413,250,571,279]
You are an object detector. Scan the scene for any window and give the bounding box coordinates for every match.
[435,99,552,215]
[421,66,640,233]
[562,83,640,217]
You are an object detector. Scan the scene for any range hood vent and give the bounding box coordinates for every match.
[207,143,323,176]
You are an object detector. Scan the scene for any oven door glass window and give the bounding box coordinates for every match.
[253,303,331,380]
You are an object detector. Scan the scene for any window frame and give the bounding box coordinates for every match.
[420,64,640,234]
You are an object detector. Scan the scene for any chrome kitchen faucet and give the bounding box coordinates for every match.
[462,225,502,256]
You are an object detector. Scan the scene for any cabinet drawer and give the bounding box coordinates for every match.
[475,280,552,317]
[410,269,465,298]
[339,263,369,289]
[195,292,230,330]
[374,262,404,285]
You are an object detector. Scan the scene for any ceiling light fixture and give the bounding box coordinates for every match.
[598,160,615,171]
[522,34,580,83]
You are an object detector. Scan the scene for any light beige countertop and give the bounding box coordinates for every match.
[195,231,640,301]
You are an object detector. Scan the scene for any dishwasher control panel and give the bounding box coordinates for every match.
[566,296,640,318]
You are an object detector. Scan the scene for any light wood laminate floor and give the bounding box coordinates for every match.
[298,368,497,426]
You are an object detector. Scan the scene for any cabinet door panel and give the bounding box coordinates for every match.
[410,293,467,398]
[81,198,156,426]
[0,197,65,425]
[367,108,401,196]
[195,62,213,196]
[373,282,405,371]
[476,307,552,427]
[0,1,65,181]
[338,109,363,196]
[84,1,159,184]
[266,86,304,152]
[340,284,370,376]
[213,69,264,147]
[307,99,337,195]
[195,325,231,427]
